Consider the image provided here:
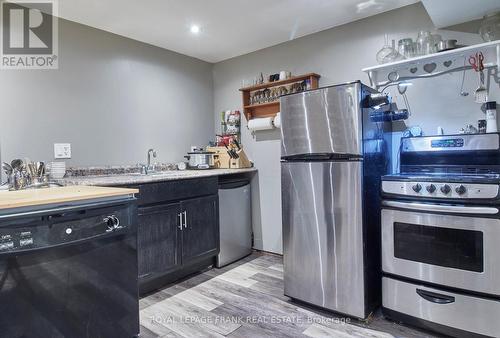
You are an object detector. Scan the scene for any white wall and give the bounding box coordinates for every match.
[0,18,214,167]
[213,2,500,254]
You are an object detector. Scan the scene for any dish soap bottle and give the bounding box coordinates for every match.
[485,101,497,133]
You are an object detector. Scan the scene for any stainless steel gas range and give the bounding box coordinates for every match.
[381,133,500,338]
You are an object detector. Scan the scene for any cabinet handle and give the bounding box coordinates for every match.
[178,213,183,230]
[183,211,187,228]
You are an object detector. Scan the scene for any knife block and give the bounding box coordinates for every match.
[207,146,252,169]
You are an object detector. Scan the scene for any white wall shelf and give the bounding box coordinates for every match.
[362,40,500,89]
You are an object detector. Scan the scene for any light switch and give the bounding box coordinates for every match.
[54,143,71,159]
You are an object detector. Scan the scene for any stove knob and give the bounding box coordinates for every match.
[426,184,436,193]
[455,185,467,195]
[412,184,422,193]
[440,184,451,194]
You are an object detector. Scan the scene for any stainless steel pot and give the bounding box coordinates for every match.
[436,39,458,52]
[184,151,216,170]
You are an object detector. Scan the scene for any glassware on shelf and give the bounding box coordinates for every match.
[416,30,432,56]
[398,38,415,58]
[376,34,404,64]
[430,34,442,54]
[479,12,500,42]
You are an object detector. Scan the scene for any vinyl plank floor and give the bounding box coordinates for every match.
[169,286,224,311]
[142,300,225,338]
[140,251,440,338]
[268,263,284,272]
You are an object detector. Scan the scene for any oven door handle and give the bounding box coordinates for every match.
[416,289,455,304]
[382,201,498,215]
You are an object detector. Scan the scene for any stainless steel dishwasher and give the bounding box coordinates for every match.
[216,177,252,268]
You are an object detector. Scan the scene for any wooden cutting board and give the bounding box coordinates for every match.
[0,186,139,210]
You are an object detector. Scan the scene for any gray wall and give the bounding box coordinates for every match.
[213,2,500,254]
[0,18,214,167]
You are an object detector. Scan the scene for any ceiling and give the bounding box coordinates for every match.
[52,0,419,63]
[421,0,500,28]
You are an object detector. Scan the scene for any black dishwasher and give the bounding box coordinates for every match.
[0,198,139,338]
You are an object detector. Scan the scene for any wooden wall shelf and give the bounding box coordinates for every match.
[239,73,320,121]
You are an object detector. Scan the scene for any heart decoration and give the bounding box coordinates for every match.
[443,60,452,67]
[409,67,418,74]
[423,62,437,73]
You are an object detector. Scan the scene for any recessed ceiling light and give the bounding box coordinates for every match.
[190,25,200,34]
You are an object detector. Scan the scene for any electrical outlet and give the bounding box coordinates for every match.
[54,143,71,159]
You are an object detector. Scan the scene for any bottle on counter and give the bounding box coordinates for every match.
[485,101,497,133]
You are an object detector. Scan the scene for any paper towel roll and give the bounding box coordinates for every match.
[248,117,274,131]
[273,113,281,128]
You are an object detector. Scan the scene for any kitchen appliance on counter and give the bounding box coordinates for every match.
[381,133,500,338]
[184,148,217,170]
[281,81,392,319]
[0,196,139,337]
[216,177,252,268]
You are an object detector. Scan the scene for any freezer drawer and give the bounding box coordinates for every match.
[383,277,500,338]
[280,82,363,158]
[281,160,366,318]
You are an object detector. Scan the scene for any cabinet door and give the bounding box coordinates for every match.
[138,203,181,279]
[181,195,219,263]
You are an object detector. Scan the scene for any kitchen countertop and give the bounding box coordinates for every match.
[0,186,138,210]
[59,168,257,186]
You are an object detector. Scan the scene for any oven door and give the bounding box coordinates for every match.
[382,200,500,296]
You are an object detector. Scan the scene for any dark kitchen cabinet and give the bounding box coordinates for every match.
[181,195,219,262]
[137,203,181,279]
[130,177,220,293]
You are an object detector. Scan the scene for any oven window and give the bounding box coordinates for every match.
[394,222,484,272]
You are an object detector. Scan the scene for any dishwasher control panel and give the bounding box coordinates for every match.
[0,204,132,253]
[0,231,35,251]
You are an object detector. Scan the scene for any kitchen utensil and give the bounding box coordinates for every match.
[479,12,500,42]
[459,57,469,97]
[469,52,484,72]
[27,162,36,178]
[469,52,488,103]
[233,139,241,151]
[2,162,12,175]
[230,146,239,159]
[14,174,26,190]
[184,151,216,169]
[11,159,23,171]
[436,39,458,52]
[475,73,488,104]
[222,142,235,159]
[37,162,45,176]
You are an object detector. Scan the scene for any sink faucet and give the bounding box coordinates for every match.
[147,148,157,173]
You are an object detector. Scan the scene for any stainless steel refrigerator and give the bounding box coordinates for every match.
[281,81,392,319]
